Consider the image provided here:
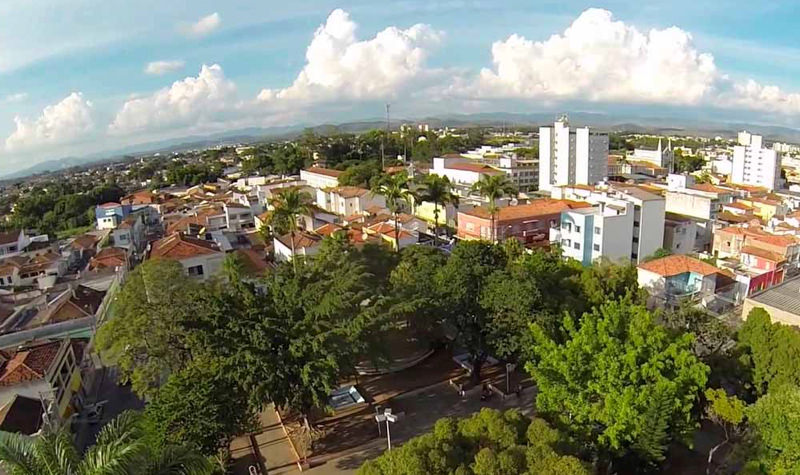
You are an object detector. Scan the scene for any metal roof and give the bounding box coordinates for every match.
[748,276,800,317]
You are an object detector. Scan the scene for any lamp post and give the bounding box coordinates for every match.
[506,363,516,395]
[375,408,401,451]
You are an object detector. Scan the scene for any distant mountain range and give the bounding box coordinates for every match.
[6,111,800,181]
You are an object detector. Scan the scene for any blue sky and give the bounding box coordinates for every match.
[2,0,800,174]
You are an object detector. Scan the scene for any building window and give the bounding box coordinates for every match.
[573,242,580,250]
[575,225,581,233]
[631,252,638,260]
[594,227,601,235]
[632,237,639,244]
[593,244,600,251]
[634,220,640,227]
[561,239,570,247]
[187,265,204,276]
[466,222,475,232]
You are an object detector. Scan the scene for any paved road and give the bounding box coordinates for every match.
[305,381,535,474]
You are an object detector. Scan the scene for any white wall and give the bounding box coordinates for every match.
[636,199,666,262]
[599,211,634,264]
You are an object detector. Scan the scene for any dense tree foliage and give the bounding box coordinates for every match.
[528,299,709,468]
[96,259,205,398]
[0,411,211,475]
[744,385,800,473]
[358,408,589,475]
[9,181,124,234]
[738,307,800,396]
[143,359,256,463]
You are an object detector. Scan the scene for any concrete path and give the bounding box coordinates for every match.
[231,405,300,475]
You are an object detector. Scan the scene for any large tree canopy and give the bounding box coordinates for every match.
[527,299,709,467]
[738,307,800,396]
[358,408,589,475]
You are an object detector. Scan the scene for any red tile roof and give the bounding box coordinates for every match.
[150,233,221,260]
[0,230,21,246]
[462,199,591,221]
[304,167,343,178]
[446,162,502,174]
[330,186,370,198]
[741,246,786,263]
[275,231,322,250]
[638,255,722,278]
[98,202,121,208]
[0,341,61,387]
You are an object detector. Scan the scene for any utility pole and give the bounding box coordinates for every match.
[382,103,390,170]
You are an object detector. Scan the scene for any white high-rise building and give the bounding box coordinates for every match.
[539,116,608,192]
[732,131,781,191]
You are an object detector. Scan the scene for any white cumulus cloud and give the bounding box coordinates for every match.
[109,64,236,135]
[258,9,441,104]
[470,8,717,105]
[5,92,94,151]
[182,13,221,38]
[145,60,185,75]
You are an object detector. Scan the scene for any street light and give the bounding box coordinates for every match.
[375,408,402,451]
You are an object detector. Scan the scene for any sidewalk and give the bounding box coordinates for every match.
[230,405,300,475]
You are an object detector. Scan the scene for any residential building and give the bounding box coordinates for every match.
[112,215,145,252]
[663,214,698,255]
[457,199,590,245]
[538,116,609,192]
[94,203,132,230]
[224,203,255,231]
[0,338,87,428]
[0,230,49,261]
[273,231,323,262]
[429,156,504,189]
[89,247,129,271]
[713,226,800,269]
[315,186,387,218]
[550,183,665,263]
[149,233,225,280]
[0,253,67,289]
[637,255,735,309]
[664,174,735,251]
[300,167,342,190]
[732,132,781,191]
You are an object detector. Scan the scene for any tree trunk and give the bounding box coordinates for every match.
[394,212,401,253]
[290,229,297,274]
[433,204,440,245]
[707,439,728,474]
[491,212,496,243]
[471,355,485,385]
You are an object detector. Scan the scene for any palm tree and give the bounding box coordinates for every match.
[470,174,517,242]
[416,174,459,244]
[373,172,415,252]
[0,411,211,475]
[267,187,314,272]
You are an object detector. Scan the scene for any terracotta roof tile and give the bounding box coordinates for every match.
[638,255,722,278]
[741,246,786,263]
[463,199,591,221]
[150,233,221,260]
[303,167,343,178]
[0,341,62,387]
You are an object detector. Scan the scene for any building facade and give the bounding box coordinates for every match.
[538,117,609,192]
[732,132,781,191]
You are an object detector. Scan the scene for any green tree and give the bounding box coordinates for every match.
[199,246,382,430]
[266,187,314,273]
[470,175,517,242]
[373,172,415,252]
[358,409,588,475]
[339,161,384,188]
[389,246,448,338]
[745,385,800,473]
[436,241,507,383]
[738,307,800,395]
[704,388,746,470]
[416,174,459,241]
[0,412,211,475]
[96,259,203,398]
[527,299,709,468]
[143,359,256,469]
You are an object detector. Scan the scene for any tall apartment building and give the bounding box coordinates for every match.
[538,116,609,192]
[732,131,781,191]
[550,183,665,264]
